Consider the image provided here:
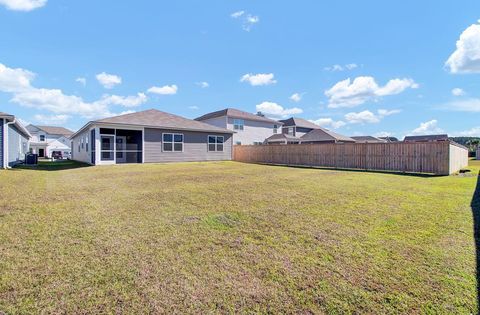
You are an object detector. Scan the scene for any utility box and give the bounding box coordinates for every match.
[25,153,38,165]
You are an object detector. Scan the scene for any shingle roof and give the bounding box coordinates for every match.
[34,125,74,136]
[0,112,14,118]
[0,112,31,138]
[378,136,399,142]
[278,117,321,129]
[195,108,282,124]
[351,136,387,143]
[403,134,449,142]
[265,133,301,143]
[301,128,355,143]
[88,109,233,134]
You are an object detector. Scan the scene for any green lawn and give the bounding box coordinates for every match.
[1,160,479,314]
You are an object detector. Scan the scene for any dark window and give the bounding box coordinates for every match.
[208,135,224,152]
[99,128,115,135]
[163,133,183,152]
[39,135,45,141]
[233,119,244,131]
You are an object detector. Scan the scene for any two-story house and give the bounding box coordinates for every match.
[26,125,74,158]
[278,117,322,137]
[195,108,283,145]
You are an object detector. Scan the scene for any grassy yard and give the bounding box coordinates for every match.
[0,160,479,314]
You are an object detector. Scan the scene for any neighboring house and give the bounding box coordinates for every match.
[70,109,234,165]
[0,112,31,169]
[378,136,399,142]
[300,128,355,144]
[351,136,387,143]
[278,117,321,138]
[265,134,301,144]
[195,108,282,145]
[265,127,355,144]
[26,125,73,158]
[403,134,449,142]
[477,146,480,160]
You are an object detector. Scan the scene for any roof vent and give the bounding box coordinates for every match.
[256,111,265,117]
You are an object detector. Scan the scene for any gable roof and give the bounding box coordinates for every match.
[300,128,355,143]
[351,136,387,143]
[0,112,31,139]
[195,108,282,124]
[72,109,233,138]
[265,133,301,143]
[279,117,321,129]
[403,134,449,142]
[31,125,74,137]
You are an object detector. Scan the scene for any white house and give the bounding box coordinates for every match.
[195,108,283,145]
[0,112,31,169]
[26,125,73,158]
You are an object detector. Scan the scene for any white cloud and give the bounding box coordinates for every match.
[344,109,401,124]
[33,114,70,125]
[188,105,199,110]
[445,20,480,73]
[256,101,303,118]
[454,126,480,137]
[446,98,480,112]
[241,73,276,86]
[0,63,35,93]
[230,10,244,18]
[96,72,122,89]
[310,118,346,129]
[324,63,358,72]
[0,0,46,11]
[325,76,418,108]
[290,93,302,102]
[231,10,259,31]
[76,77,86,86]
[451,88,465,96]
[374,131,394,137]
[97,93,147,107]
[409,120,444,136]
[196,81,209,88]
[0,62,145,119]
[147,84,178,95]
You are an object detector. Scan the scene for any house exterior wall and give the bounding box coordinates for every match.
[476,147,480,160]
[8,124,29,167]
[226,117,279,145]
[144,128,232,163]
[198,116,227,129]
[0,118,3,168]
[71,128,91,164]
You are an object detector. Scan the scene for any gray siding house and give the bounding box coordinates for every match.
[70,109,234,165]
[0,112,31,169]
[195,108,283,145]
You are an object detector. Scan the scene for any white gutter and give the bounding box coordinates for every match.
[3,118,16,169]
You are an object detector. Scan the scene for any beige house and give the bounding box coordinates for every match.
[195,108,282,145]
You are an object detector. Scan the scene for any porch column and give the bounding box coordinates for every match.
[95,127,101,165]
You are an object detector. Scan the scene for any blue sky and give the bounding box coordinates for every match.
[1,0,480,138]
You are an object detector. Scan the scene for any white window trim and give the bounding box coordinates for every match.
[162,132,184,152]
[208,135,224,152]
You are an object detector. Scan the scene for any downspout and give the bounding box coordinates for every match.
[3,118,16,169]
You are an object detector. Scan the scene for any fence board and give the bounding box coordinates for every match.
[233,142,468,175]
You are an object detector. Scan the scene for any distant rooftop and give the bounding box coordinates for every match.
[403,134,449,142]
[351,136,386,143]
[278,117,322,130]
[301,128,355,143]
[33,125,74,137]
[195,108,282,124]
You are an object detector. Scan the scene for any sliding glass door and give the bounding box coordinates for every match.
[100,135,115,161]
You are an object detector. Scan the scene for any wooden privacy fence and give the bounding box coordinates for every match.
[233,141,468,175]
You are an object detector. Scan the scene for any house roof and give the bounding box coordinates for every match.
[32,125,74,137]
[378,136,399,142]
[265,133,301,143]
[0,112,31,139]
[300,128,356,143]
[72,109,234,138]
[195,108,282,124]
[278,117,321,129]
[351,136,387,143]
[403,134,449,142]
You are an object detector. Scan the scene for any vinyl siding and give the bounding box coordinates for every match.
[8,124,29,167]
[0,118,3,168]
[71,129,91,164]
[226,117,279,145]
[144,128,232,163]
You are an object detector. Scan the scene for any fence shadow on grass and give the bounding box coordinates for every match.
[472,172,480,313]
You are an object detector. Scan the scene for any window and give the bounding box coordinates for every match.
[233,119,244,131]
[208,135,224,152]
[163,133,183,152]
[86,136,89,152]
[39,135,45,142]
[253,141,263,145]
[235,141,242,145]
[287,127,294,135]
[81,137,84,149]
[273,124,278,134]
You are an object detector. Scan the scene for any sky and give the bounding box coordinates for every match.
[1,0,480,139]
